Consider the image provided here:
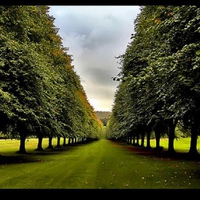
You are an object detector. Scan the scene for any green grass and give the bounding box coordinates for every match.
[0,137,200,189]
[148,137,200,153]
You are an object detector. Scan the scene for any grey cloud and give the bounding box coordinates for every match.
[53,11,125,50]
[49,6,141,111]
[59,14,93,37]
[83,67,116,87]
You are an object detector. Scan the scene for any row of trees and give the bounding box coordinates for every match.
[106,5,200,156]
[0,6,103,153]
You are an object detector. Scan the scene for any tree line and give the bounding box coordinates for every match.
[0,6,104,153]
[106,5,200,156]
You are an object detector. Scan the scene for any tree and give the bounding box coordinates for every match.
[0,5,103,154]
[108,5,200,157]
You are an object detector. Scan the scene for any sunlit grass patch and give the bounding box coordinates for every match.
[0,137,66,155]
[142,137,200,153]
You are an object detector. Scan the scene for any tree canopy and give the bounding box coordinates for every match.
[0,5,103,153]
[106,5,200,156]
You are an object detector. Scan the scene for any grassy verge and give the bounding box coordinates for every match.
[142,137,200,153]
[0,137,200,189]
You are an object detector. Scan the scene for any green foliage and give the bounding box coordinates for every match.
[108,5,200,155]
[0,5,103,152]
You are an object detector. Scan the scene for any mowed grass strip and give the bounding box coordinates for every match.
[0,137,200,189]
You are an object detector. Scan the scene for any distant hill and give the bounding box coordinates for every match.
[95,111,111,126]
[95,111,111,119]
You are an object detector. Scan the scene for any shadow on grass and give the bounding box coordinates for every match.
[109,140,200,162]
[2,138,199,166]
[0,139,96,165]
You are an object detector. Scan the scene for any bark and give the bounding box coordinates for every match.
[46,136,54,149]
[167,119,177,154]
[63,136,66,146]
[56,136,61,148]
[18,133,27,153]
[68,137,71,144]
[132,133,136,146]
[35,136,43,151]
[136,132,140,145]
[188,120,199,156]
[125,136,128,144]
[154,125,161,149]
[129,136,131,144]
[134,132,139,146]
[130,136,133,144]
[127,136,131,144]
[146,130,151,149]
[141,132,145,147]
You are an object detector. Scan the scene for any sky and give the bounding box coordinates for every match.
[49,6,141,112]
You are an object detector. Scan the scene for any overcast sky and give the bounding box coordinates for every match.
[49,6,141,112]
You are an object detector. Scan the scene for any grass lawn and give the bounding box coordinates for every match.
[0,137,200,189]
[148,137,200,153]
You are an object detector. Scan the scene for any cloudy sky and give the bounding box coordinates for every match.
[49,6,141,112]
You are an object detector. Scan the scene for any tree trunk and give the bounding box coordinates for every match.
[35,135,43,151]
[56,136,61,148]
[167,119,177,154]
[63,136,66,146]
[154,126,161,149]
[134,132,139,146]
[132,133,136,146]
[146,130,151,149]
[125,136,128,144]
[127,136,131,144]
[68,137,71,144]
[137,132,140,145]
[188,120,199,156]
[46,136,54,149]
[130,136,133,144]
[18,133,27,153]
[141,132,145,147]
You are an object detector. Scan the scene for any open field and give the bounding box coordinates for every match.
[0,137,200,189]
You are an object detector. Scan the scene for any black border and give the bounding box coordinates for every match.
[1,1,200,6]
[1,188,199,196]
